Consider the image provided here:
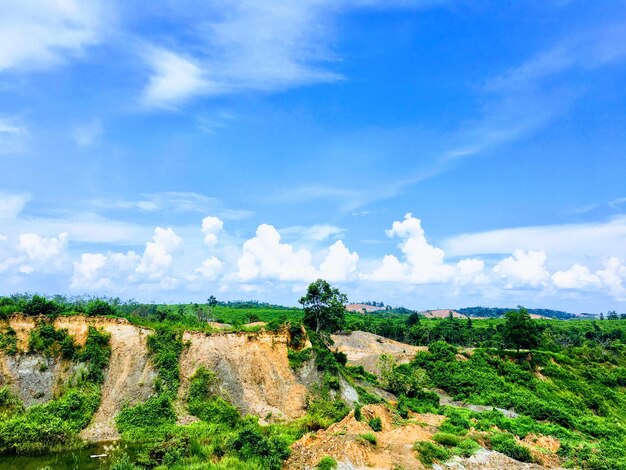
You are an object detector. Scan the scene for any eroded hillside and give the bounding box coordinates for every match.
[0,315,320,441]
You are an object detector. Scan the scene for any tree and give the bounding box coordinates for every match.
[503,307,539,354]
[299,279,347,333]
[207,295,218,307]
[86,299,117,317]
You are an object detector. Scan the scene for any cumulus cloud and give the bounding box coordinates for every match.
[237,224,317,282]
[0,0,108,72]
[596,258,626,300]
[71,251,140,290]
[493,249,550,288]
[16,232,68,273]
[136,227,183,278]
[552,263,601,289]
[367,214,484,284]
[201,216,224,246]
[194,256,223,280]
[319,240,359,282]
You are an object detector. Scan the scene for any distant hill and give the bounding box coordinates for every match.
[419,309,466,319]
[346,303,385,313]
[458,306,575,320]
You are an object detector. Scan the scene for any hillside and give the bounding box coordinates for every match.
[1,297,626,469]
[458,307,575,320]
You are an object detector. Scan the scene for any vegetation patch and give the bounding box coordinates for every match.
[0,327,18,355]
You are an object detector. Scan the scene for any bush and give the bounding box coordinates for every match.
[0,387,100,453]
[230,425,291,470]
[358,433,377,446]
[489,433,534,463]
[354,403,362,421]
[78,327,111,384]
[414,441,450,466]
[0,327,18,354]
[116,394,177,433]
[29,324,77,359]
[23,295,62,318]
[433,432,461,447]
[86,299,118,317]
[147,328,183,393]
[288,348,312,370]
[368,417,382,432]
[317,456,337,469]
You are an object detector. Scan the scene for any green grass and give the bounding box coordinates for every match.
[358,433,377,446]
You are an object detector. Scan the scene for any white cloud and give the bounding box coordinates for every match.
[139,2,443,107]
[194,256,223,280]
[201,216,224,246]
[237,224,317,282]
[0,0,108,72]
[136,227,183,278]
[281,224,345,242]
[493,249,550,288]
[367,214,485,285]
[444,216,626,260]
[596,258,626,300]
[142,47,215,108]
[72,119,103,147]
[368,214,452,283]
[0,116,28,154]
[319,240,359,282]
[18,232,68,263]
[92,192,252,219]
[552,263,601,289]
[0,192,30,218]
[71,250,140,290]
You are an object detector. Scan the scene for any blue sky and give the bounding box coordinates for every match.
[1,0,626,312]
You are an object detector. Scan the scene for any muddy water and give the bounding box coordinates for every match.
[0,442,140,470]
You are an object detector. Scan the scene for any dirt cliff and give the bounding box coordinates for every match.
[331,331,426,374]
[0,315,321,440]
[178,330,315,422]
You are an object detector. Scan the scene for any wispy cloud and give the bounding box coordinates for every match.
[0,0,110,72]
[443,216,626,261]
[0,116,28,154]
[138,1,445,107]
[72,119,103,147]
[92,192,252,220]
[0,192,30,219]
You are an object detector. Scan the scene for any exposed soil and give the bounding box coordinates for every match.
[285,404,440,469]
[331,331,426,374]
[75,319,157,442]
[436,448,552,470]
[178,330,314,423]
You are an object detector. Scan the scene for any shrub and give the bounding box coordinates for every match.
[414,441,451,466]
[354,403,362,421]
[358,433,377,446]
[433,432,461,447]
[230,425,291,470]
[110,455,141,470]
[0,327,18,354]
[86,299,118,317]
[288,348,312,370]
[29,325,77,359]
[23,295,62,318]
[147,328,183,393]
[368,416,382,432]
[489,432,533,463]
[78,327,111,384]
[317,456,338,469]
[116,394,177,433]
